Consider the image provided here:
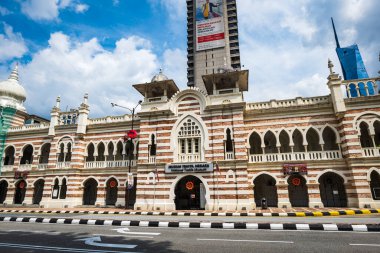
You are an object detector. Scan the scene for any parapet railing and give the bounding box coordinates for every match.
[246,95,330,110]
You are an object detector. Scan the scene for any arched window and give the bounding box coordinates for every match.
[107,142,114,161]
[58,143,65,162]
[306,128,321,151]
[374,121,380,147]
[60,178,67,199]
[39,143,51,164]
[52,178,59,199]
[20,145,33,164]
[125,140,134,160]
[177,118,202,162]
[279,130,291,153]
[292,129,304,152]
[358,82,367,96]
[349,83,358,98]
[97,142,105,161]
[264,131,277,154]
[323,127,339,150]
[149,134,157,156]
[359,122,373,148]
[86,143,95,162]
[249,132,262,154]
[4,146,15,165]
[225,128,234,152]
[66,143,72,162]
[115,141,123,160]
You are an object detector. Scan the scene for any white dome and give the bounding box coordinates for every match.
[0,79,27,102]
[151,69,169,82]
[0,65,27,112]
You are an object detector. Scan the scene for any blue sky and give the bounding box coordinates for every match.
[0,0,379,118]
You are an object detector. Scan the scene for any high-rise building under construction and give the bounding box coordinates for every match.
[186,0,241,90]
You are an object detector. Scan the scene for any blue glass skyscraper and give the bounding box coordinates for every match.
[332,18,375,97]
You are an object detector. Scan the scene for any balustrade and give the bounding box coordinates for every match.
[85,160,137,168]
[178,154,200,163]
[1,165,14,172]
[249,150,342,163]
[18,164,32,171]
[56,162,71,169]
[37,163,48,170]
[362,148,380,157]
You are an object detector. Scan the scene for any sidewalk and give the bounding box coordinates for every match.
[1,207,379,217]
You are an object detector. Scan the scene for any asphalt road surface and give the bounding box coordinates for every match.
[0,222,380,253]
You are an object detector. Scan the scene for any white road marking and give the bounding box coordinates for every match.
[197,239,294,244]
[78,236,137,249]
[0,242,139,253]
[350,243,380,247]
[113,228,161,236]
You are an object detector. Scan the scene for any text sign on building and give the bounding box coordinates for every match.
[195,0,225,51]
[165,163,214,173]
[283,164,307,175]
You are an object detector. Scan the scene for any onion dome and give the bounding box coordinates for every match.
[0,64,27,111]
[151,69,169,82]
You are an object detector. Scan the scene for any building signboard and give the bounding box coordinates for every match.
[165,163,214,173]
[195,0,225,51]
[283,164,307,175]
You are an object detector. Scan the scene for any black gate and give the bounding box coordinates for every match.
[106,178,118,205]
[32,179,45,205]
[0,181,8,204]
[254,174,278,207]
[83,178,98,205]
[288,175,309,207]
[175,176,202,210]
[14,180,27,204]
[319,172,347,207]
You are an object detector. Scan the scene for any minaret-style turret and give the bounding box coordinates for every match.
[327,59,346,117]
[48,96,61,136]
[76,93,90,136]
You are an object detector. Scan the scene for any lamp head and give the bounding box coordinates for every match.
[138,100,143,104]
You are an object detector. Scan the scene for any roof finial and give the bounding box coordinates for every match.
[56,96,61,108]
[83,93,88,104]
[328,58,335,75]
[331,17,341,49]
[8,63,19,82]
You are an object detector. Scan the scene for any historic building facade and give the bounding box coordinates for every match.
[0,0,380,211]
[0,60,379,210]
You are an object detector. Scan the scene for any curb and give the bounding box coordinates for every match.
[1,209,380,217]
[0,216,379,232]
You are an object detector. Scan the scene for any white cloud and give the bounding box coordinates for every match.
[0,23,28,62]
[20,0,90,21]
[75,4,89,13]
[149,0,186,21]
[162,48,187,88]
[19,32,159,117]
[21,0,62,21]
[113,0,120,6]
[0,6,12,15]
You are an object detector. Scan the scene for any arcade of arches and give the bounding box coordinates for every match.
[251,172,350,208]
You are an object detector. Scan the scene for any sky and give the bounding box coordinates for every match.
[0,0,379,118]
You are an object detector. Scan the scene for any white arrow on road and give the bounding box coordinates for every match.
[78,236,138,249]
[113,228,161,236]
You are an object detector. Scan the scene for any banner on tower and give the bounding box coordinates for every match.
[195,0,225,51]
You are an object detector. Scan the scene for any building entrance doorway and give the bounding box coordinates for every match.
[319,172,347,207]
[254,174,278,207]
[14,180,27,204]
[32,179,45,205]
[83,178,98,205]
[0,181,8,204]
[105,178,118,205]
[175,176,205,210]
[288,175,309,207]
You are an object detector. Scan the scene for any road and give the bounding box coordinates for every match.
[1,212,380,224]
[0,222,380,253]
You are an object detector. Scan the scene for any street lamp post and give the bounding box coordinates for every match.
[111,101,142,209]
